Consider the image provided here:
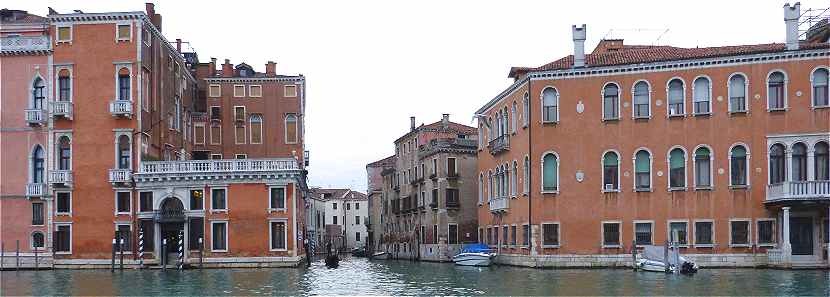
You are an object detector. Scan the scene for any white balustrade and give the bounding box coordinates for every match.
[767,180,830,201]
[50,170,73,184]
[109,100,132,117]
[24,109,45,124]
[489,197,509,212]
[139,158,298,175]
[108,169,132,183]
[51,101,73,118]
[26,183,45,197]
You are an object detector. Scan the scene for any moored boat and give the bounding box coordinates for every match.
[636,245,698,274]
[371,251,389,260]
[452,243,494,266]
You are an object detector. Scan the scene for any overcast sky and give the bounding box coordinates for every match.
[9,0,826,191]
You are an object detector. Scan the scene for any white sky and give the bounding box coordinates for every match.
[8,0,826,191]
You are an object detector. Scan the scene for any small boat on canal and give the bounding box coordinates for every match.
[636,245,698,274]
[452,243,495,267]
[371,251,389,260]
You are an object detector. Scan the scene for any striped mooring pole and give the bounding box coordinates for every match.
[138,229,144,268]
[177,230,184,270]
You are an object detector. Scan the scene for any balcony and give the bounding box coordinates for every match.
[489,197,509,212]
[419,138,477,156]
[25,183,45,198]
[136,158,300,183]
[488,134,510,155]
[108,169,133,184]
[766,180,830,203]
[50,101,73,119]
[50,170,73,186]
[109,100,132,118]
[0,35,50,53]
[24,109,45,125]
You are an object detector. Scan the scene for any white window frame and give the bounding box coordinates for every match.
[601,149,621,193]
[55,191,72,216]
[540,221,561,248]
[666,146,688,191]
[268,219,289,251]
[810,66,830,108]
[30,231,46,251]
[478,173,484,205]
[728,143,751,188]
[249,114,263,144]
[234,125,246,145]
[511,101,518,134]
[113,130,133,170]
[285,113,298,144]
[666,77,686,117]
[631,148,653,192]
[114,191,132,215]
[522,92,529,128]
[632,220,655,246]
[765,69,789,111]
[692,219,715,248]
[756,218,777,247]
[249,85,263,98]
[446,157,457,176]
[210,123,222,145]
[54,66,74,103]
[284,85,298,97]
[210,187,228,212]
[601,220,622,248]
[54,223,72,254]
[210,220,229,252]
[541,86,560,124]
[511,160,518,197]
[210,153,222,159]
[601,82,621,121]
[234,154,247,159]
[115,22,132,42]
[268,186,287,211]
[727,72,750,113]
[194,124,206,145]
[233,84,245,98]
[55,25,72,44]
[692,144,714,190]
[631,80,652,119]
[729,218,752,247]
[523,155,530,195]
[208,84,221,97]
[667,220,690,247]
[540,151,560,194]
[691,75,713,116]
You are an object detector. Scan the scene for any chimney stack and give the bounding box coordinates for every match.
[175,38,181,52]
[410,116,416,131]
[784,3,801,50]
[209,57,217,76]
[442,114,449,127]
[265,61,276,77]
[145,3,161,33]
[222,59,233,77]
[572,24,587,68]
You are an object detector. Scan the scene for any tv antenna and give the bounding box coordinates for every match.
[602,28,670,45]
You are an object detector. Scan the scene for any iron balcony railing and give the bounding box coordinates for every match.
[766,180,830,202]
[419,138,477,156]
[109,100,132,117]
[139,158,297,174]
[153,209,186,223]
[488,134,510,155]
[24,109,45,125]
[489,197,509,212]
[108,169,132,183]
[50,170,73,185]
[26,183,45,197]
[0,35,50,52]
[50,101,73,119]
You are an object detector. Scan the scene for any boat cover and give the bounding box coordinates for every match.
[642,245,680,265]
[459,243,492,254]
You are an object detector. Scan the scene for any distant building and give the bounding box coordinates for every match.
[310,188,368,250]
[366,155,396,252]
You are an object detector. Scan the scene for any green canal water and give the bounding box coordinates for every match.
[1,258,828,296]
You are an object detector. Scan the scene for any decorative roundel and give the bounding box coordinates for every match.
[655,99,663,107]
[576,101,585,114]
[754,94,761,99]
[796,90,803,97]
[623,171,630,177]
[575,170,584,182]
[657,171,664,177]
[718,168,725,175]
[717,96,723,102]
[623,102,630,108]
[756,167,762,173]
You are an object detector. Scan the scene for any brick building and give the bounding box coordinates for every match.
[366,155,395,253]
[376,115,479,261]
[0,4,309,268]
[475,3,829,268]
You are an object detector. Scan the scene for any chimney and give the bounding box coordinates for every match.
[222,59,233,78]
[265,61,276,77]
[572,24,587,68]
[145,3,161,33]
[145,3,155,17]
[442,114,449,127]
[784,3,800,50]
[175,38,181,52]
[209,58,217,76]
[410,116,416,131]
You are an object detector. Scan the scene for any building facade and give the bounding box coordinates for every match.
[366,155,395,253]
[475,3,829,268]
[377,115,479,261]
[0,4,309,268]
[310,188,368,250]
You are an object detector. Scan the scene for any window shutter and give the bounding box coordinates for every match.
[668,80,683,103]
[543,154,557,189]
[635,151,650,173]
[730,76,746,97]
[670,149,685,169]
[603,152,618,166]
[694,78,709,102]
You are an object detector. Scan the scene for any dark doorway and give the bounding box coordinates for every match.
[790,217,813,255]
[157,198,186,263]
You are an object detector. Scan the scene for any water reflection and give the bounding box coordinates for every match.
[1,257,828,296]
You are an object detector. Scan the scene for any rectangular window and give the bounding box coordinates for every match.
[208,85,221,97]
[188,218,204,250]
[332,202,337,210]
[447,157,457,176]
[116,192,131,213]
[194,125,205,145]
[211,221,228,251]
[602,222,620,247]
[510,225,517,246]
[190,190,203,210]
[32,203,44,225]
[757,220,775,245]
[55,225,71,252]
[56,192,71,214]
[116,225,132,252]
[346,203,351,210]
[355,216,360,225]
[502,226,508,246]
[210,154,222,160]
[542,223,559,247]
[634,222,653,245]
[270,187,286,209]
[139,192,153,212]
[730,220,750,246]
[250,117,262,144]
[668,221,688,245]
[332,216,338,225]
[233,85,245,97]
[522,224,530,246]
[57,26,71,42]
[210,125,222,145]
[235,154,247,159]
[58,76,70,102]
[445,188,459,207]
[117,24,131,41]
[210,106,221,120]
[270,221,287,250]
[141,70,149,111]
[235,125,246,144]
[249,85,262,97]
[433,225,439,244]
[356,232,361,242]
[355,202,360,210]
[234,106,245,122]
[694,221,714,245]
[211,188,226,210]
[448,224,459,244]
[284,85,297,97]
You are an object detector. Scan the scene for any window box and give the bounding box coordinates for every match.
[692,112,711,117]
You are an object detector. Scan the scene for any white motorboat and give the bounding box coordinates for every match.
[452,244,494,266]
[371,251,389,260]
[636,245,699,274]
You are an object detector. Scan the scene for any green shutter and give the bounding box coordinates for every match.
[543,154,558,189]
[670,149,685,169]
[695,147,710,157]
[732,146,746,158]
[603,152,618,166]
[635,151,650,173]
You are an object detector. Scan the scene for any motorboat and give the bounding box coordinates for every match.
[351,247,368,257]
[371,251,389,260]
[635,245,698,274]
[452,243,494,267]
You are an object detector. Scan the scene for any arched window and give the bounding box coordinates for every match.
[32,145,44,184]
[478,174,484,204]
[32,78,45,109]
[693,77,711,114]
[815,142,829,180]
[118,67,130,101]
[542,87,558,123]
[523,156,530,194]
[729,74,748,112]
[250,114,263,144]
[767,71,786,110]
[602,84,619,120]
[633,81,649,118]
[511,160,518,196]
[542,153,558,192]
[792,142,807,181]
[488,170,494,201]
[117,135,130,169]
[285,114,298,144]
[503,107,509,136]
[669,148,686,188]
[730,145,748,186]
[58,69,71,102]
[634,150,651,190]
[667,79,685,116]
[694,147,712,188]
[495,112,502,137]
[511,102,517,133]
[602,152,619,190]
[32,232,44,250]
[813,68,829,107]
[522,92,529,127]
[503,164,510,197]
[58,136,71,170]
[769,143,786,184]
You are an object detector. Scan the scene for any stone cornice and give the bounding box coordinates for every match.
[204,76,305,84]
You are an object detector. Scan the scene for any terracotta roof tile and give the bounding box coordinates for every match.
[420,121,477,135]
[367,155,396,168]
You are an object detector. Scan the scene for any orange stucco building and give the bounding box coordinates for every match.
[475,3,829,268]
[0,4,309,268]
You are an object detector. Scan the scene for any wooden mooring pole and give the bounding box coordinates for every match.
[111,238,116,272]
[16,240,20,271]
[631,240,637,271]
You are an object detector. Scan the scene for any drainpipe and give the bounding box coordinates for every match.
[527,78,534,261]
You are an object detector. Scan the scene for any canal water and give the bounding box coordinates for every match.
[2,257,828,296]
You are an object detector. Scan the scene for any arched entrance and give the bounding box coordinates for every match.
[156,197,186,263]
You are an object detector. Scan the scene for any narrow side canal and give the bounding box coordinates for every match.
[2,258,828,295]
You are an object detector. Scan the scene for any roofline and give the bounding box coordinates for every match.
[204,76,305,83]
[475,47,830,115]
[392,121,477,144]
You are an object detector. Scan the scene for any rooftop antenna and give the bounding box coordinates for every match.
[601,28,670,45]
[798,6,829,38]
